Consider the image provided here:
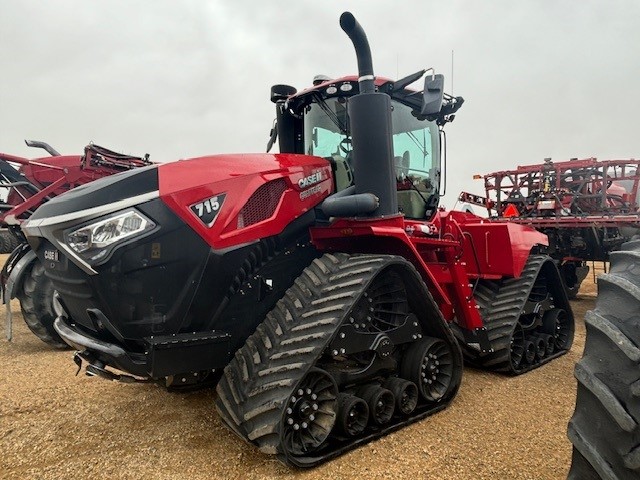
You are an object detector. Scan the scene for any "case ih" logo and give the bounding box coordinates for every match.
[298,171,324,188]
[190,193,226,227]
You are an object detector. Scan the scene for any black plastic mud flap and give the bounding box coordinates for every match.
[145,331,231,378]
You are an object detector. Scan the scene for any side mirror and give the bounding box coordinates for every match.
[421,74,444,116]
[271,84,297,103]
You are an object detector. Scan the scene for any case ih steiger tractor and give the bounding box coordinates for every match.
[0,142,151,346]
[459,157,640,298]
[22,13,573,467]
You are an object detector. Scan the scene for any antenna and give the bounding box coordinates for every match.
[451,49,454,95]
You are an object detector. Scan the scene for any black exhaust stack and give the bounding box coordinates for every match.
[340,12,397,217]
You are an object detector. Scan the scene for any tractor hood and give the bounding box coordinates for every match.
[23,152,332,274]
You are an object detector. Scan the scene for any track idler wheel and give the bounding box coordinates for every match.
[282,368,338,456]
[336,393,369,437]
[532,335,547,361]
[523,339,536,364]
[542,308,571,350]
[538,333,555,356]
[401,337,454,402]
[384,377,418,415]
[510,324,525,370]
[358,385,395,425]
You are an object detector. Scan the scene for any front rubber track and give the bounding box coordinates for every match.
[567,239,640,480]
[16,259,68,348]
[215,253,463,467]
[459,254,574,374]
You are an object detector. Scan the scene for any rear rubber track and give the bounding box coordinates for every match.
[567,239,640,479]
[459,254,574,374]
[215,252,462,467]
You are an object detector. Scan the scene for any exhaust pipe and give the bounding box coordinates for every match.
[340,12,397,217]
[339,12,374,94]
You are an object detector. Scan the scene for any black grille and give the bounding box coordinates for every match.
[237,179,287,228]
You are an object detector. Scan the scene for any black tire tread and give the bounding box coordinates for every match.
[567,246,640,480]
[0,229,19,253]
[16,260,67,348]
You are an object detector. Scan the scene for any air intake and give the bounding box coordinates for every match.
[237,178,287,228]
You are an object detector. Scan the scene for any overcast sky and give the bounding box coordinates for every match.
[1,0,639,207]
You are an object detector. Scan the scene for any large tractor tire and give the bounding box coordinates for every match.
[0,230,20,254]
[567,239,640,479]
[16,259,68,348]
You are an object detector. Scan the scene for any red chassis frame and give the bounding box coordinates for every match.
[310,210,548,349]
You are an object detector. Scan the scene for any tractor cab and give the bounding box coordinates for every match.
[269,74,463,220]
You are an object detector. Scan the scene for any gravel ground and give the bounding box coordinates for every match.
[0,257,599,480]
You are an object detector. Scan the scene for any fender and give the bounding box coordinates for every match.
[2,245,36,341]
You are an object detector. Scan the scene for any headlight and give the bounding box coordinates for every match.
[65,209,155,262]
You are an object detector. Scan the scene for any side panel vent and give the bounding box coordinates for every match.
[237,178,288,228]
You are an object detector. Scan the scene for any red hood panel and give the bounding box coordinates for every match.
[158,153,333,249]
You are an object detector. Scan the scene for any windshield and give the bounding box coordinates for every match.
[303,97,440,192]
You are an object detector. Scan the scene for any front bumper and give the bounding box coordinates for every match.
[54,316,148,377]
[54,315,231,379]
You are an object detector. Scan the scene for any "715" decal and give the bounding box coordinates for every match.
[190,193,226,227]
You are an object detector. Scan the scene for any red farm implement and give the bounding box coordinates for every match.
[460,157,640,296]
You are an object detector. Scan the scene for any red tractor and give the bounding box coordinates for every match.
[459,156,640,297]
[1,142,151,346]
[22,13,572,466]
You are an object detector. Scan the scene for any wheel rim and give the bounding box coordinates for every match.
[282,368,338,456]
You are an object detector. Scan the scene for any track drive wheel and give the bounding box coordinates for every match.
[567,239,640,479]
[16,259,67,348]
[282,368,338,456]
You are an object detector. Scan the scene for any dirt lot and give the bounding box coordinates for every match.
[0,257,601,480]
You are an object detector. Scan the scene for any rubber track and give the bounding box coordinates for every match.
[215,253,452,467]
[567,239,640,480]
[460,254,571,374]
[16,259,67,348]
